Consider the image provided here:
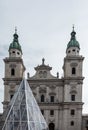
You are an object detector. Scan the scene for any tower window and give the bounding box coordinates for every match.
[71,109,75,115]
[11,68,15,76]
[41,95,45,102]
[41,110,44,115]
[77,50,79,53]
[10,94,13,99]
[72,49,75,52]
[86,120,88,125]
[17,52,20,55]
[12,51,15,53]
[68,50,70,53]
[50,110,54,116]
[71,95,75,101]
[70,121,74,126]
[50,96,54,102]
[72,67,76,74]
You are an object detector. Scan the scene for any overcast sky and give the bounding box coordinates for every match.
[0,0,88,113]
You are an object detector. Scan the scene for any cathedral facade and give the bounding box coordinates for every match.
[0,28,88,130]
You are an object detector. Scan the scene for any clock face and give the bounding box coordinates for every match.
[39,71,47,78]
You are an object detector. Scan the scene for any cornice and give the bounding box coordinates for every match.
[64,56,84,61]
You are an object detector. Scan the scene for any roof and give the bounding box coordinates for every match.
[9,31,22,53]
[67,29,80,49]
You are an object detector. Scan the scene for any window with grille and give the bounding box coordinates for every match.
[71,109,75,115]
[71,95,75,101]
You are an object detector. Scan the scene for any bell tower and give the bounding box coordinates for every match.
[63,26,84,78]
[3,29,25,111]
[62,27,84,130]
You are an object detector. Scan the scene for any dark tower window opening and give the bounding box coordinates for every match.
[86,120,88,125]
[12,51,15,53]
[68,50,71,53]
[72,49,75,52]
[72,67,76,75]
[11,68,15,76]
[71,94,75,101]
[41,110,44,115]
[41,95,45,102]
[10,94,14,99]
[49,123,55,130]
[17,52,20,55]
[50,96,54,102]
[77,50,79,53]
[70,121,74,126]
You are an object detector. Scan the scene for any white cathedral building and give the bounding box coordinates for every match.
[0,28,88,130]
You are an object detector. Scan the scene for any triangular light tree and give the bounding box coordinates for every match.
[2,79,48,130]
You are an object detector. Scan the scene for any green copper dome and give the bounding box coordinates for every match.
[67,28,80,49]
[9,30,22,53]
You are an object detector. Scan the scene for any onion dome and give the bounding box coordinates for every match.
[9,28,22,53]
[67,26,80,50]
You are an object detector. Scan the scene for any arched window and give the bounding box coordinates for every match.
[70,121,74,126]
[50,96,54,102]
[12,51,15,53]
[41,95,45,102]
[11,68,15,76]
[71,94,75,101]
[72,67,76,74]
[41,110,44,115]
[68,50,70,53]
[10,94,13,99]
[49,123,55,130]
[50,110,54,116]
[71,109,75,115]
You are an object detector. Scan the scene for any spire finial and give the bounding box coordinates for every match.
[13,27,18,41]
[42,58,45,65]
[70,24,76,40]
[72,24,74,31]
[15,26,17,34]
